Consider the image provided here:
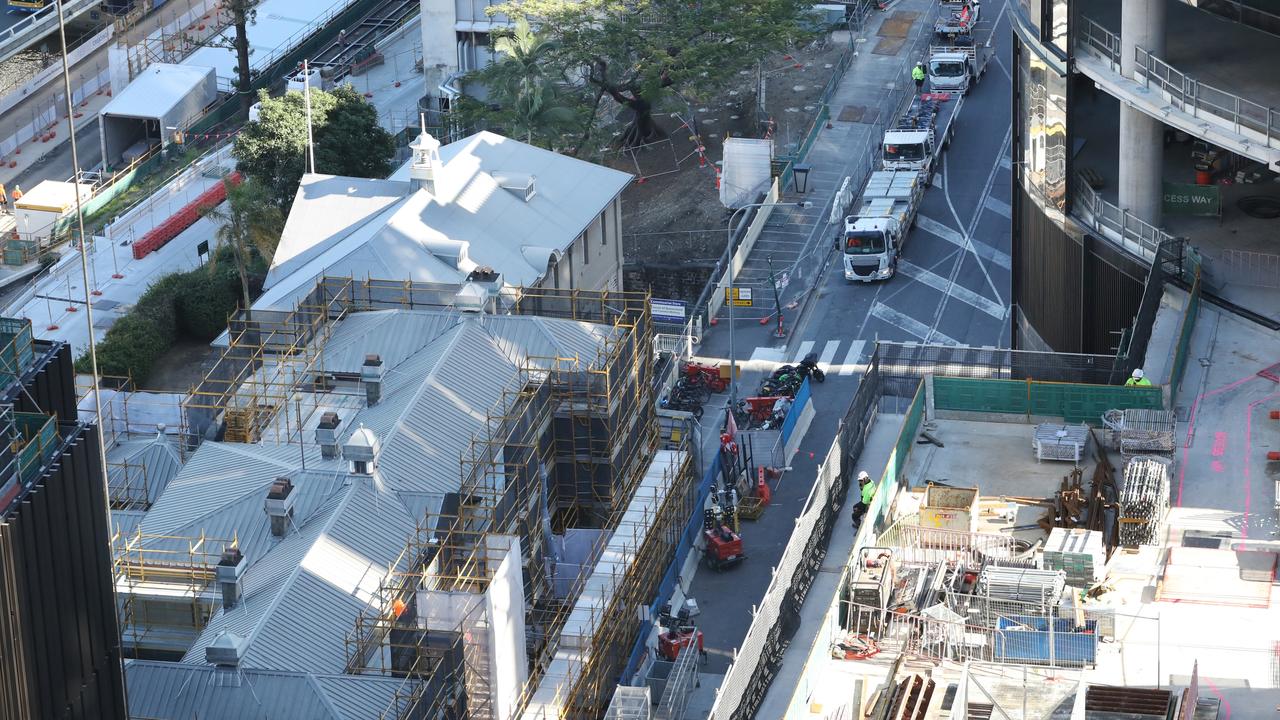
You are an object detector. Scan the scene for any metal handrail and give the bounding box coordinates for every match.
[1076,16,1280,149]
[1073,175,1174,263]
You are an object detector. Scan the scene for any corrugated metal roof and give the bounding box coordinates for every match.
[319,310,458,374]
[182,476,416,674]
[107,433,183,501]
[124,659,404,719]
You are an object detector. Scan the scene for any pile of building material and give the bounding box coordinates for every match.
[1102,408,1176,455]
[1032,423,1089,463]
[978,566,1066,608]
[1118,456,1171,547]
[1042,528,1105,587]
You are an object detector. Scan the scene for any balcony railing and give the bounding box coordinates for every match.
[1073,176,1175,263]
[1076,16,1280,150]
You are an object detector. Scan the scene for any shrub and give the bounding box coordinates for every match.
[177,264,241,341]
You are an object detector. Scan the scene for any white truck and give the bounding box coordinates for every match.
[881,93,963,183]
[928,17,992,94]
[842,169,925,282]
[934,0,980,35]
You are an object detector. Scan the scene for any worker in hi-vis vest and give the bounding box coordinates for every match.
[852,471,875,525]
[1125,368,1152,387]
[912,63,926,92]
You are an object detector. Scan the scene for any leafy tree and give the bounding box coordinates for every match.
[202,178,283,322]
[465,18,581,146]
[198,0,258,115]
[491,0,813,147]
[232,86,395,211]
[314,85,396,180]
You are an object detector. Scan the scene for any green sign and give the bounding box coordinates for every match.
[1162,182,1220,217]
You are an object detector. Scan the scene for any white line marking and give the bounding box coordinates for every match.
[870,302,960,345]
[917,214,1013,270]
[838,340,866,375]
[999,156,1012,170]
[984,195,1012,219]
[898,261,1005,319]
[791,340,815,364]
[818,339,840,366]
[748,347,786,363]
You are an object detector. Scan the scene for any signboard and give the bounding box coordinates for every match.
[650,298,686,323]
[724,287,753,307]
[1162,182,1220,217]
[774,272,790,292]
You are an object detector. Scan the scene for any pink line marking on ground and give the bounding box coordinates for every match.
[1211,460,1224,473]
[1203,676,1231,720]
[1210,431,1228,457]
[1176,370,1266,507]
[1242,391,1280,539]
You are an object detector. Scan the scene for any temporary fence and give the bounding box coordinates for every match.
[931,376,1162,424]
[1218,248,1280,289]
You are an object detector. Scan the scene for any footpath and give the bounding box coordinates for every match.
[674,0,941,716]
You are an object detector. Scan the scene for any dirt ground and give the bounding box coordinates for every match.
[615,32,849,270]
[143,338,218,392]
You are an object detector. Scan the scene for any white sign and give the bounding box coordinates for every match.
[774,272,790,292]
[651,298,687,323]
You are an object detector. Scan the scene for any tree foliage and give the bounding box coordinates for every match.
[233,86,395,211]
[465,18,582,146]
[201,177,283,323]
[489,0,814,147]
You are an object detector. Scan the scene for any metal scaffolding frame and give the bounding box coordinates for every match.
[112,529,238,654]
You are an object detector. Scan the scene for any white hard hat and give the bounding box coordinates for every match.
[1132,368,1144,379]
[857,471,871,482]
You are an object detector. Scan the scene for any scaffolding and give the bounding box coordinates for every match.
[325,286,688,720]
[112,529,238,655]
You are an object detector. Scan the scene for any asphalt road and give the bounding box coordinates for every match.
[679,0,1015,682]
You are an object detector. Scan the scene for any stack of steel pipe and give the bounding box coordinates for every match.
[1118,456,1171,546]
[977,566,1067,606]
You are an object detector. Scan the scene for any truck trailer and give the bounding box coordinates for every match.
[928,18,992,94]
[842,169,925,282]
[881,93,963,182]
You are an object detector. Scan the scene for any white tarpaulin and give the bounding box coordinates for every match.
[719,137,774,209]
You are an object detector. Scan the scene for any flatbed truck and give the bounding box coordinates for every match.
[842,169,925,282]
[928,18,992,94]
[881,93,963,183]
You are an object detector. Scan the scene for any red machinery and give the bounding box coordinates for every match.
[740,396,780,425]
[658,627,705,661]
[682,362,728,392]
[703,525,745,571]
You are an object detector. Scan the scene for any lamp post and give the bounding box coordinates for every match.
[724,200,813,411]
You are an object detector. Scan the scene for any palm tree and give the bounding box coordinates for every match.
[201,177,282,323]
[486,18,578,145]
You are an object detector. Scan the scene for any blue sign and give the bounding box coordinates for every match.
[651,298,687,323]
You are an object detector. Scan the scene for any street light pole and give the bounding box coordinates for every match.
[723,200,812,413]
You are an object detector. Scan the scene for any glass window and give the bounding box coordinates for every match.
[1048,0,1068,54]
[1017,0,1044,35]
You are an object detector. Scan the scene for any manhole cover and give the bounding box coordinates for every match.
[837,105,880,124]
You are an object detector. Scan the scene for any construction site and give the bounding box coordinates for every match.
[102,276,701,720]
[729,325,1280,720]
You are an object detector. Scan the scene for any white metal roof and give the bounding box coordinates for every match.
[100,63,215,120]
[261,131,632,311]
[125,659,404,719]
[13,180,92,213]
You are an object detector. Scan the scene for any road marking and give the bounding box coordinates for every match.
[917,214,1012,270]
[999,156,1012,170]
[898,261,1006,319]
[792,340,815,363]
[984,196,1012,219]
[818,339,840,366]
[838,340,867,375]
[870,302,960,345]
[749,347,786,363]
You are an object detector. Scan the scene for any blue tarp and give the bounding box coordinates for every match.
[995,615,1098,666]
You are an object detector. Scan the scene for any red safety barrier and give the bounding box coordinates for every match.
[133,172,241,259]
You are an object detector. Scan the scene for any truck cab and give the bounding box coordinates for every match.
[843,219,899,282]
[883,130,933,173]
[928,51,972,93]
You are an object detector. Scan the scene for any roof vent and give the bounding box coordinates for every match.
[205,631,248,667]
[495,172,536,203]
[315,411,342,459]
[343,424,380,475]
[264,477,296,537]
[216,548,246,609]
[361,355,384,407]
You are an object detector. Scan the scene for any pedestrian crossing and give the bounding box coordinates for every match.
[747,339,869,375]
[915,215,1013,270]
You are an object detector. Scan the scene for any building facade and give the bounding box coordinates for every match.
[1011,0,1280,353]
[0,319,126,720]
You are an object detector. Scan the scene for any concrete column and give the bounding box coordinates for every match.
[421,0,460,100]
[1117,0,1168,225]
